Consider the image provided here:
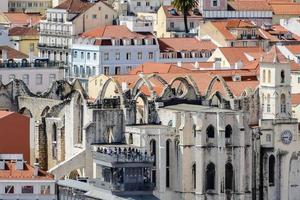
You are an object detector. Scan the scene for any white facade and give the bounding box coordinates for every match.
[0,65,64,93]
[119,0,169,14]
[280,18,300,37]
[119,15,154,32]
[0,0,8,12]
[0,25,11,47]
[0,180,56,200]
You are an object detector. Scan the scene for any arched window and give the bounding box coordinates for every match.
[129,133,133,144]
[225,125,232,138]
[206,125,215,138]
[192,163,196,189]
[263,69,266,83]
[267,94,271,112]
[166,140,171,188]
[269,155,275,186]
[193,124,197,137]
[75,97,83,144]
[280,94,286,113]
[52,123,57,142]
[206,163,215,190]
[268,70,271,83]
[225,163,234,190]
[261,93,265,112]
[52,123,57,160]
[280,70,285,83]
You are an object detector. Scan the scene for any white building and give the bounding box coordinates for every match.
[0,154,56,200]
[38,0,117,63]
[68,25,159,88]
[116,0,171,15]
[280,18,300,37]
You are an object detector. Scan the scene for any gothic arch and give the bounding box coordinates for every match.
[97,77,125,105]
[205,75,234,100]
[19,107,33,118]
[41,106,50,117]
[134,92,148,124]
[132,74,156,99]
[169,76,198,99]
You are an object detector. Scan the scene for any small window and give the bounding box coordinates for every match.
[225,125,232,138]
[206,125,215,138]
[41,185,50,195]
[87,52,90,60]
[92,14,97,19]
[269,155,275,186]
[212,0,218,7]
[105,14,108,19]
[22,186,34,193]
[190,22,194,28]
[170,22,175,28]
[9,74,15,80]
[266,134,271,142]
[146,1,150,6]
[49,74,56,83]
[148,52,154,59]
[104,53,109,61]
[298,76,300,83]
[127,66,132,72]
[138,52,142,60]
[104,67,109,75]
[93,53,97,60]
[5,185,14,194]
[22,74,29,85]
[81,52,84,59]
[137,2,141,6]
[126,52,131,60]
[115,66,121,75]
[36,74,43,85]
[115,52,120,60]
[74,51,77,58]
[280,70,285,83]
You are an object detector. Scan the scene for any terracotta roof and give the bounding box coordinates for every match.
[228,1,272,11]
[158,38,217,52]
[211,20,257,40]
[9,27,38,36]
[271,3,300,15]
[286,45,300,54]
[0,111,14,119]
[291,61,300,71]
[162,6,202,19]
[129,62,192,75]
[1,12,41,27]
[292,93,300,105]
[260,46,288,63]
[0,46,28,59]
[259,25,300,42]
[81,25,154,39]
[219,47,264,65]
[55,0,94,13]
[0,161,53,180]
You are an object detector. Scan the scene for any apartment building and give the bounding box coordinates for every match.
[38,0,117,63]
[8,0,52,13]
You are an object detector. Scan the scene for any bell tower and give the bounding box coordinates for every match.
[259,46,291,120]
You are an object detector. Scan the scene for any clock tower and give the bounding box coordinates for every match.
[259,46,300,200]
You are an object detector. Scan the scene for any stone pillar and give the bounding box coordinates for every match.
[195,146,205,200]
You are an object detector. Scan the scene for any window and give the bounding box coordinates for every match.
[137,2,141,6]
[93,53,97,60]
[127,66,132,72]
[225,125,232,138]
[104,53,109,61]
[166,140,171,188]
[129,133,133,144]
[212,0,218,6]
[81,52,84,59]
[41,185,50,195]
[206,163,215,190]
[105,14,108,19]
[263,69,266,82]
[225,163,234,191]
[262,93,265,112]
[126,52,131,60]
[192,163,196,189]
[5,185,14,194]
[49,74,56,83]
[87,52,90,60]
[268,70,271,83]
[190,22,194,28]
[36,74,43,85]
[22,74,29,85]
[74,51,77,58]
[193,124,197,137]
[115,66,121,75]
[280,94,286,113]
[267,94,271,112]
[266,134,271,142]
[280,70,285,83]
[115,52,120,60]
[92,67,96,75]
[9,74,15,80]
[22,186,34,193]
[298,76,300,83]
[170,22,175,29]
[92,14,97,19]
[104,67,109,75]
[138,52,142,60]
[206,125,215,138]
[52,123,57,159]
[148,52,154,59]
[146,1,150,6]
[269,155,275,186]
[150,139,156,185]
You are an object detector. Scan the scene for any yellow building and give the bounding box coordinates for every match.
[9,27,39,57]
[157,5,202,38]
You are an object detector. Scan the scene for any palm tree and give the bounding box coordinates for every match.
[172,0,198,34]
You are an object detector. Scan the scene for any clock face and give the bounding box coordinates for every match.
[281,130,293,144]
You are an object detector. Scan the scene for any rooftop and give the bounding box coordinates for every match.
[162,6,202,19]
[218,47,264,65]
[129,62,191,75]
[270,3,300,15]
[228,1,272,11]
[9,26,39,36]
[158,37,217,52]
[0,46,28,60]
[260,46,288,63]
[54,0,94,13]
[0,12,41,27]
[162,103,237,113]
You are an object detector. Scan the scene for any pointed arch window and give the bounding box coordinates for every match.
[263,69,266,83]
[206,125,215,138]
[192,163,196,189]
[280,70,285,83]
[166,140,171,188]
[52,123,57,160]
[269,155,275,186]
[280,94,286,113]
[206,163,215,190]
[150,139,157,185]
[225,163,234,191]
[268,70,271,83]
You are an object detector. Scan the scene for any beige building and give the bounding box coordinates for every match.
[8,0,52,13]
[38,0,117,63]
[156,5,202,38]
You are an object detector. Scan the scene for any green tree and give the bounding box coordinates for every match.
[172,0,198,33]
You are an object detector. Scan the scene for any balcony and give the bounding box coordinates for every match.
[40,29,71,36]
[239,34,258,40]
[38,43,69,50]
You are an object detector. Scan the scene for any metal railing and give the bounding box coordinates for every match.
[93,151,154,163]
[92,179,155,192]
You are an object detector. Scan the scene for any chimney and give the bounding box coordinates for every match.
[34,160,39,176]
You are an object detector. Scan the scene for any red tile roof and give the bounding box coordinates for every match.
[158,37,217,52]
[0,46,28,59]
[162,6,202,19]
[228,1,272,11]
[292,93,300,105]
[129,62,192,75]
[260,46,288,63]
[0,161,53,180]
[9,27,38,36]
[259,25,300,42]
[219,47,264,65]
[0,111,14,119]
[55,0,94,13]
[286,45,300,54]
[81,25,154,39]
[271,3,300,15]
[2,12,41,27]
